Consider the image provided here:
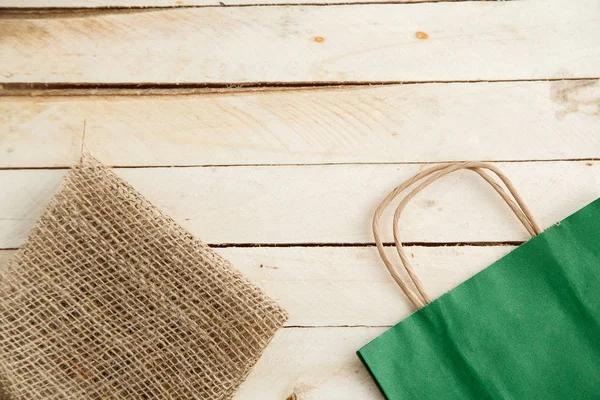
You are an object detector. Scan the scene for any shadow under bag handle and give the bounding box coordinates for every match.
[373,161,542,310]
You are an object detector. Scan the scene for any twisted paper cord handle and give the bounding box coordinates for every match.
[373,162,541,309]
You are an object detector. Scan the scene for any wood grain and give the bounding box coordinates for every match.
[2,80,600,168]
[1,0,598,397]
[1,1,599,83]
[1,161,599,248]
[193,245,512,327]
[235,327,385,400]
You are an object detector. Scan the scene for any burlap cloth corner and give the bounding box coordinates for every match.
[0,155,288,399]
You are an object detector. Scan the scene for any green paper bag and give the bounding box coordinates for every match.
[358,162,600,399]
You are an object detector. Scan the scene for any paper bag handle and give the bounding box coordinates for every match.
[372,162,541,310]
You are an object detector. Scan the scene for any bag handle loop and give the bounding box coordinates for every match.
[373,162,541,310]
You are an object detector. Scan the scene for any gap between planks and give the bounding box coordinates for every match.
[208,241,525,248]
[0,242,524,252]
[1,159,599,171]
[282,325,391,328]
[2,77,599,97]
[0,0,483,12]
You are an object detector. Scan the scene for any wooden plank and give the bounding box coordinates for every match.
[1,0,461,7]
[1,161,599,248]
[1,1,599,83]
[0,245,513,326]
[2,80,600,168]
[235,327,385,399]
[169,245,514,326]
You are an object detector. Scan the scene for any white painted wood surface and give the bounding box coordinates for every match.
[235,327,385,399]
[2,79,600,168]
[1,0,600,398]
[1,162,598,248]
[1,1,599,83]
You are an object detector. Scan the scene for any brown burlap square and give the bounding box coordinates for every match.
[0,155,288,399]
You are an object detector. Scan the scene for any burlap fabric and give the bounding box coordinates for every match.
[0,155,288,399]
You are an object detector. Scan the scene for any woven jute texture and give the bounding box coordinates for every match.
[0,155,288,399]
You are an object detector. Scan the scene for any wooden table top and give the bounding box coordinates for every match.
[1,0,599,398]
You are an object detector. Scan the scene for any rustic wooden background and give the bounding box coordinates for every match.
[1,0,599,398]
